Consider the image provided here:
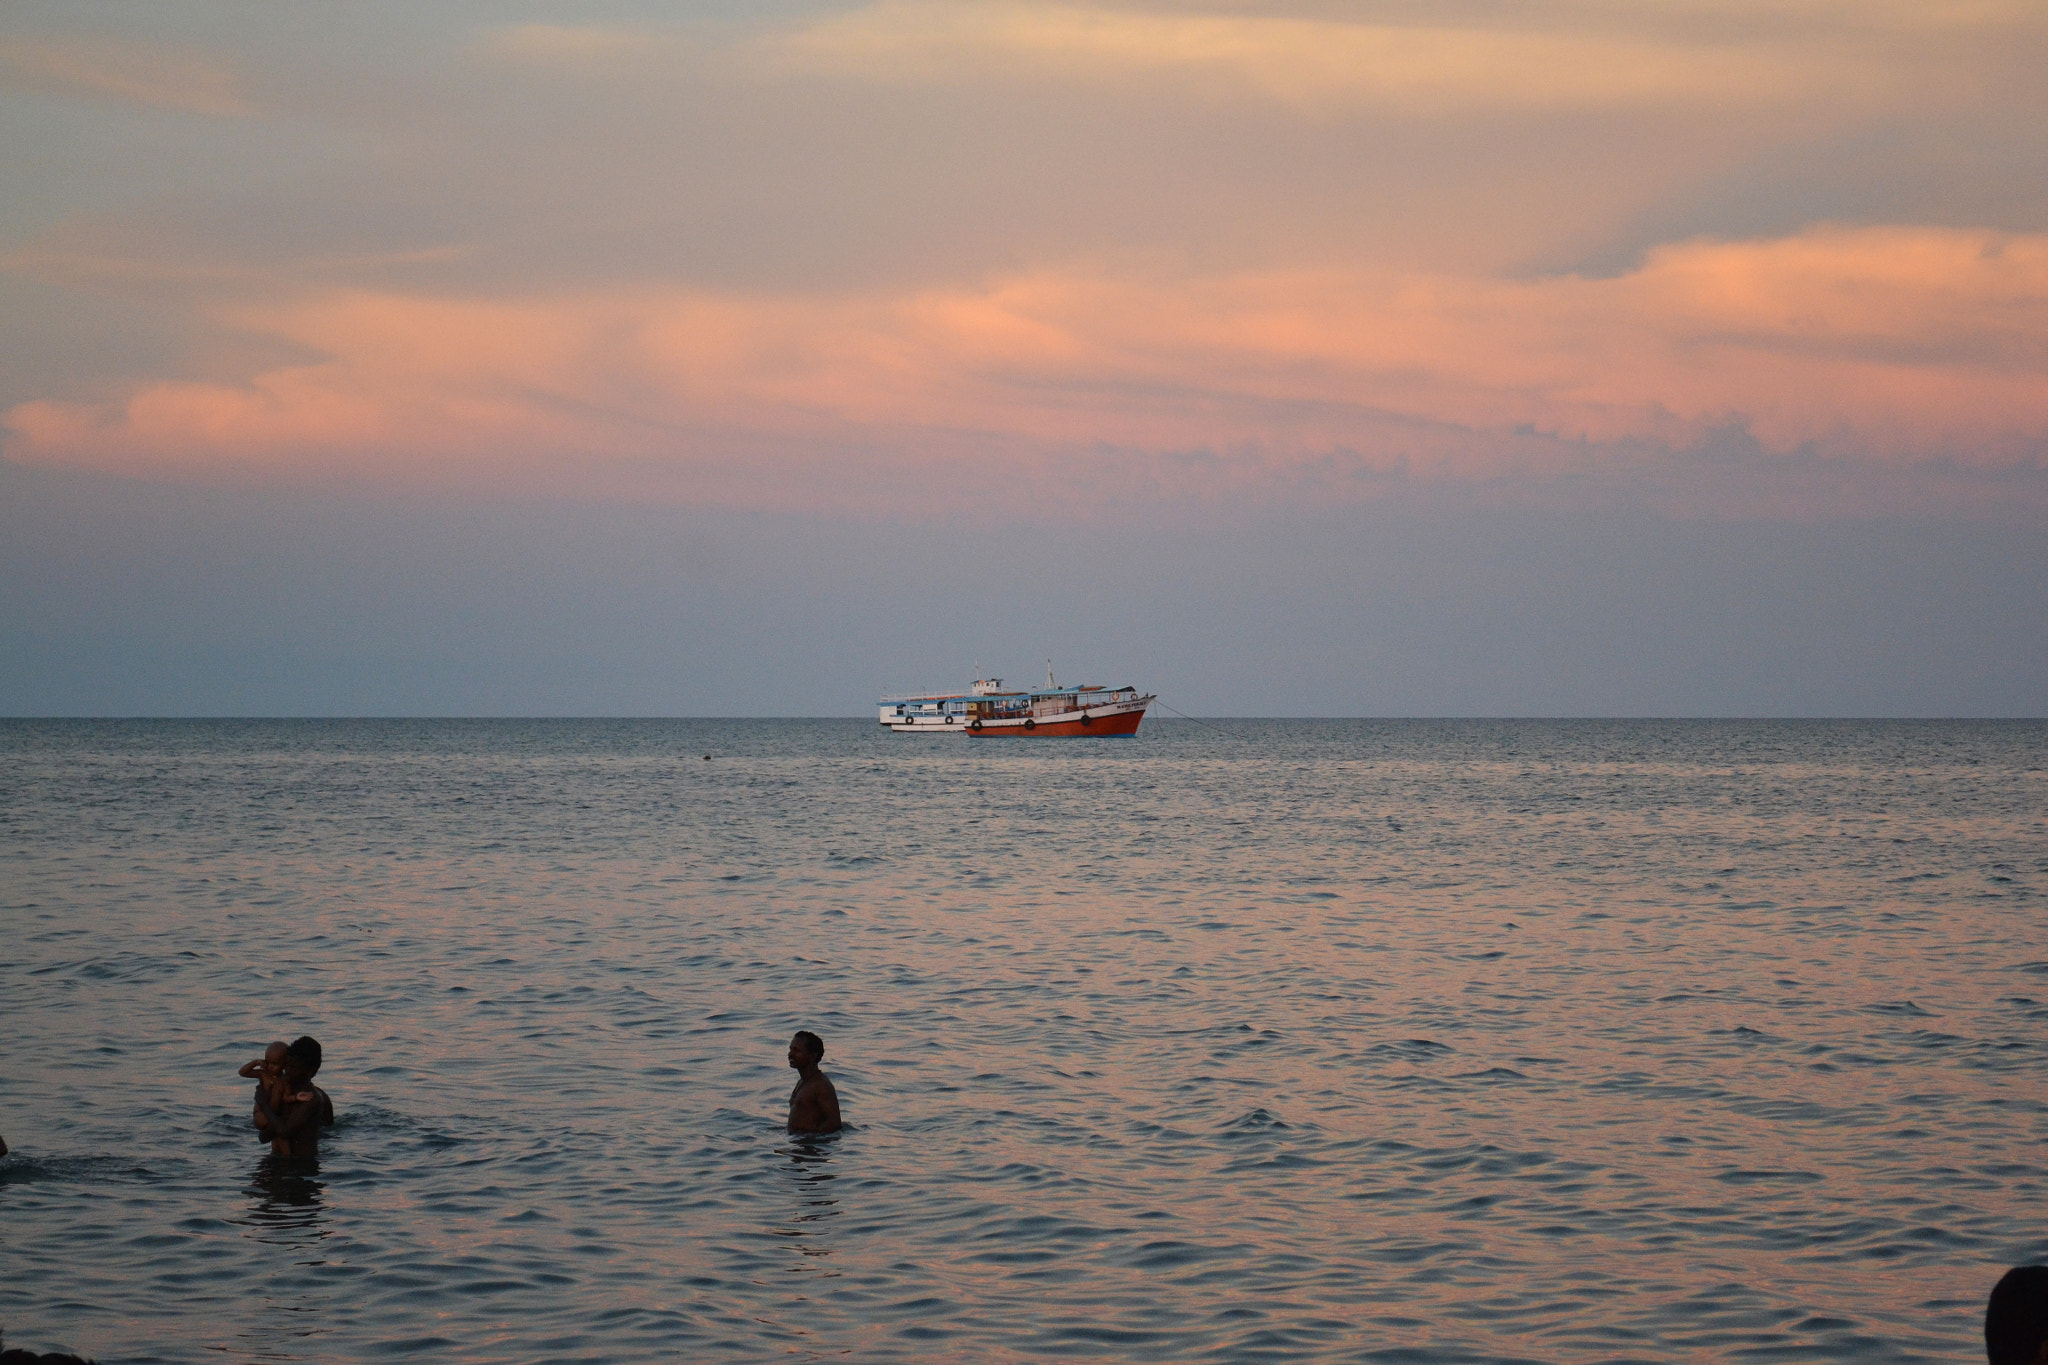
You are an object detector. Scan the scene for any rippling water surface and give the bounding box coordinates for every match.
[2,719,2045,1363]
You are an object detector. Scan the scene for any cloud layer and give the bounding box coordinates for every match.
[10,225,2045,510]
[4,1,2047,517]
[762,2,1875,112]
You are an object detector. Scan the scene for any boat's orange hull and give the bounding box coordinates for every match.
[966,708,1146,737]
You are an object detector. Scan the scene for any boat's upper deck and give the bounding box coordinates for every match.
[878,683,1126,706]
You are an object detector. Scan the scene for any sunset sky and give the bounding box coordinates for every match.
[3,1,2044,714]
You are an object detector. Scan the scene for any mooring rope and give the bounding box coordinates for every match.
[1154,699,1230,732]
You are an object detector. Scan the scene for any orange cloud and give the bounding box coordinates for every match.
[764,1,1873,113]
[8,225,2045,509]
[504,0,2035,116]
[0,36,249,117]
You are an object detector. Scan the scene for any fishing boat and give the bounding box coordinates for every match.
[878,666,1154,737]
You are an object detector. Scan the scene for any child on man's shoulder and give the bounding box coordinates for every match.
[253,1037,332,1159]
[239,1041,293,1142]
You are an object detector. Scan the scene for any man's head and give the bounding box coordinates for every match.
[285,1036,323,1081]
[787,1031,824,1070]
[1988,1266,2048,1365]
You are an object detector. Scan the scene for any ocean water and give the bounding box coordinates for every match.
[1,718,2044,1364]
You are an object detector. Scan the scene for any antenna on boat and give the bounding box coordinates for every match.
[1046,659,1056,689]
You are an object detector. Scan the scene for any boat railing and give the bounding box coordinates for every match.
[882,686,1149,708]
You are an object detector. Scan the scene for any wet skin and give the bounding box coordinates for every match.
[241,1042,291,1143]
[253,1056,333,1159]
[787,1039,842,1135]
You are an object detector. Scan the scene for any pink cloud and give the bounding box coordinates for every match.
[8,224,2045,511]
[0,35,250,117]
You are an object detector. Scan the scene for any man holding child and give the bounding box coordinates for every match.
[239,1035,333,1159]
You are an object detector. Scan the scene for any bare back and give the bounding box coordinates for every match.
[788,1070,842,1134]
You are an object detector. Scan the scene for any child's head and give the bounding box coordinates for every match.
[262,1041,290,1071]
[285,1035,323,1081]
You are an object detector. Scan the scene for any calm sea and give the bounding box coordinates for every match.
[1,719,2044,1363]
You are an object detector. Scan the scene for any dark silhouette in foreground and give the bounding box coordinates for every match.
[253,1035,334,1159]
[1,1346,97,1364]
[1989,1266,2048,1365]
[786,1030,842,1134]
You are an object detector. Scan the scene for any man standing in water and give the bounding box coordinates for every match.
[254,1035,334,1159]
[786,1031,842,1134]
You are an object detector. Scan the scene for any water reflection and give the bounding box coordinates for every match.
[241,1155,327,1246]
[773,1134,841,1274]
[226,1157,332,1360]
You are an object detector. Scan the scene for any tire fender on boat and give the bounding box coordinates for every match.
[970,719,982,730]
[1080,712,1092,725]
[1024,718,1036,730]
